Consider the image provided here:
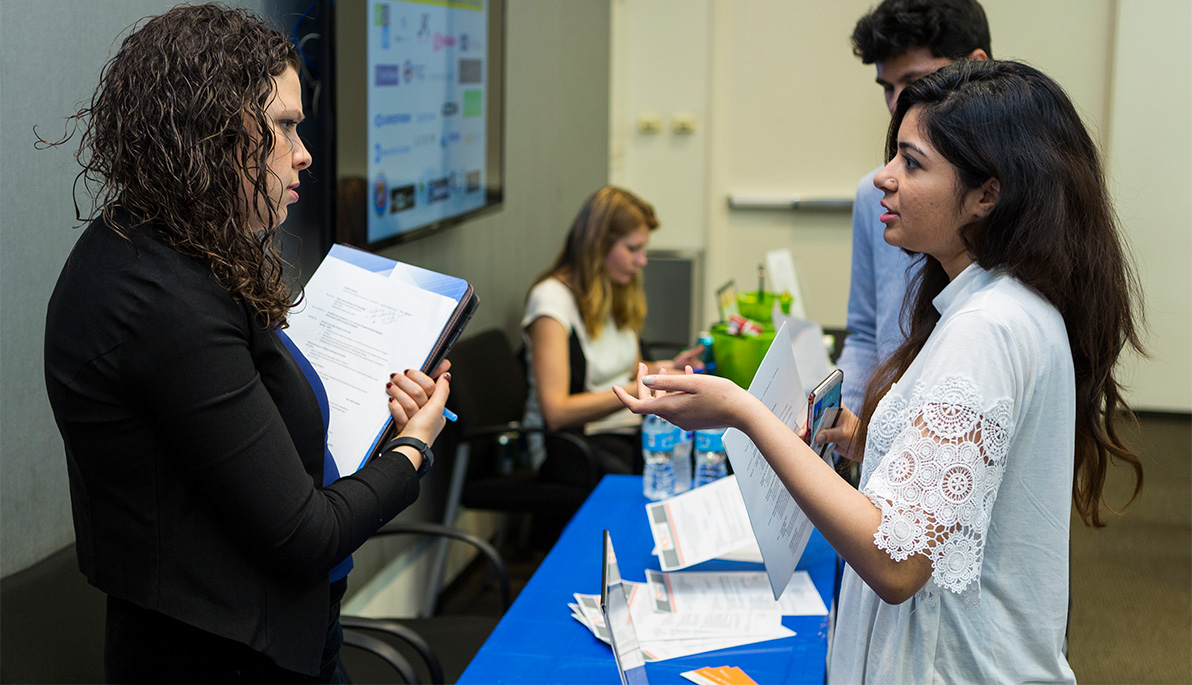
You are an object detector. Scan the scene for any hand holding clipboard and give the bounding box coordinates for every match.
[284,245,477,476]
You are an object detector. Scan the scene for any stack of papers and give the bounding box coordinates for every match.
[570,570,826,662]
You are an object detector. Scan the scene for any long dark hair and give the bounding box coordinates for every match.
[856,60,1144,527]
[46,4,300,327]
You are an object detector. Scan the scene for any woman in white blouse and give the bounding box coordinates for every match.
[615,60,1143,683]
[524,186,701,485]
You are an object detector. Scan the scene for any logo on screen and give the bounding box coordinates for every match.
[403,60,425,83]
[427,177,451,203]
[375,65,399,87]
[459,59,482,85]
[390,185,415,214]
[374,112,412,127]
[375,143,411,164]
[432,32,456,52]
[373,174,388,216]
[441,102,458,117]
[463,89,483,117]
[466,171,481,193]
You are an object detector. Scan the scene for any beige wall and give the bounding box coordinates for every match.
[612,0,1190,411]
[1106,0,1192,412]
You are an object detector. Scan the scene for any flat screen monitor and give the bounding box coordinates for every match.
[334,0,504,249]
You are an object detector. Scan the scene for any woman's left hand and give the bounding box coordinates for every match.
[643,345,705,374]
[613,363,755,432]
[385,359,451,432]
[672,345,705,372]
[815,405,863,463]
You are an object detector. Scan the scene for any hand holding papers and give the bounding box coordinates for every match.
[617,324,836,601]
[723,323,817,600]
[285,245,476,476]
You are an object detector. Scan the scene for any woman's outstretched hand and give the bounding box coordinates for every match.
[643,345,705,375]
[671,345,705,372]
[814,405,863,462]
[613,363,755,432]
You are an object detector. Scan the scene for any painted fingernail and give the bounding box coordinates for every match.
[389,397,396,403]
[642,376,656,386]
[443,372,452,382]
[386,382,393,389]
[389,373,397,379]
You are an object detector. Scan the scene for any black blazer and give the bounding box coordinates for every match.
[44,211,419,676]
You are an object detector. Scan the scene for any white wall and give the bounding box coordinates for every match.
[611,0,1190,412]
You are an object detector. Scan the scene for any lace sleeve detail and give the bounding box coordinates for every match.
[862,374,1014,604]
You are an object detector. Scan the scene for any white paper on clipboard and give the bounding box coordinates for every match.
[285,245,466,476]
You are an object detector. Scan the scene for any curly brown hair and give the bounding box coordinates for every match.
[56,3,301,327]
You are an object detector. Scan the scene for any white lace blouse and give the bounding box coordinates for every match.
[829,265,1077,684]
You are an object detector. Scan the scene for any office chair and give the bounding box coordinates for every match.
[340,522,511,684]
[436,329,601,550]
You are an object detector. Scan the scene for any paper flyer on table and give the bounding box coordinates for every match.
[645,570,828,617]
[645,475,757,571]
[285,246,457,476]
[722,322,818,600]
[681,665,759,685]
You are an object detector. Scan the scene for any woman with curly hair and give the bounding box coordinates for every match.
[617,60,1143,683]
[523,187,701,488]
[43,5,448,682]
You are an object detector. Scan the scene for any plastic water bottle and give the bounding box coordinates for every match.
[698,331,716,374]
[694,428,729,487]
[642,414,680,500]
[673,429,693,495]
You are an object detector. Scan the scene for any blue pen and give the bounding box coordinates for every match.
[442,407,458,422]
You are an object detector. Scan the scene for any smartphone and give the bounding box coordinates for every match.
[804,369,843,461]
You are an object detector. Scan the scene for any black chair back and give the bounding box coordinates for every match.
[443,328,527,431]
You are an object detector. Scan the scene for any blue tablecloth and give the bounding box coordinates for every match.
[459,475,838,684]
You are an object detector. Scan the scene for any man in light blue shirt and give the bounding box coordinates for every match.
[837,0,992,414]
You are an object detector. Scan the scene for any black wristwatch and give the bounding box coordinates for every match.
[383,436,434,479]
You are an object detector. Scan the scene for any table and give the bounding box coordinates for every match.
[459,475,838,684]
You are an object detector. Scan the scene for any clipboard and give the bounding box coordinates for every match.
[326,243,479,374]
[285,244,479,476]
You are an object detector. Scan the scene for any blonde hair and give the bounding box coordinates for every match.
[534,186,659,338]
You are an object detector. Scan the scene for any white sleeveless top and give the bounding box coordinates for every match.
[521,278,640,460]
